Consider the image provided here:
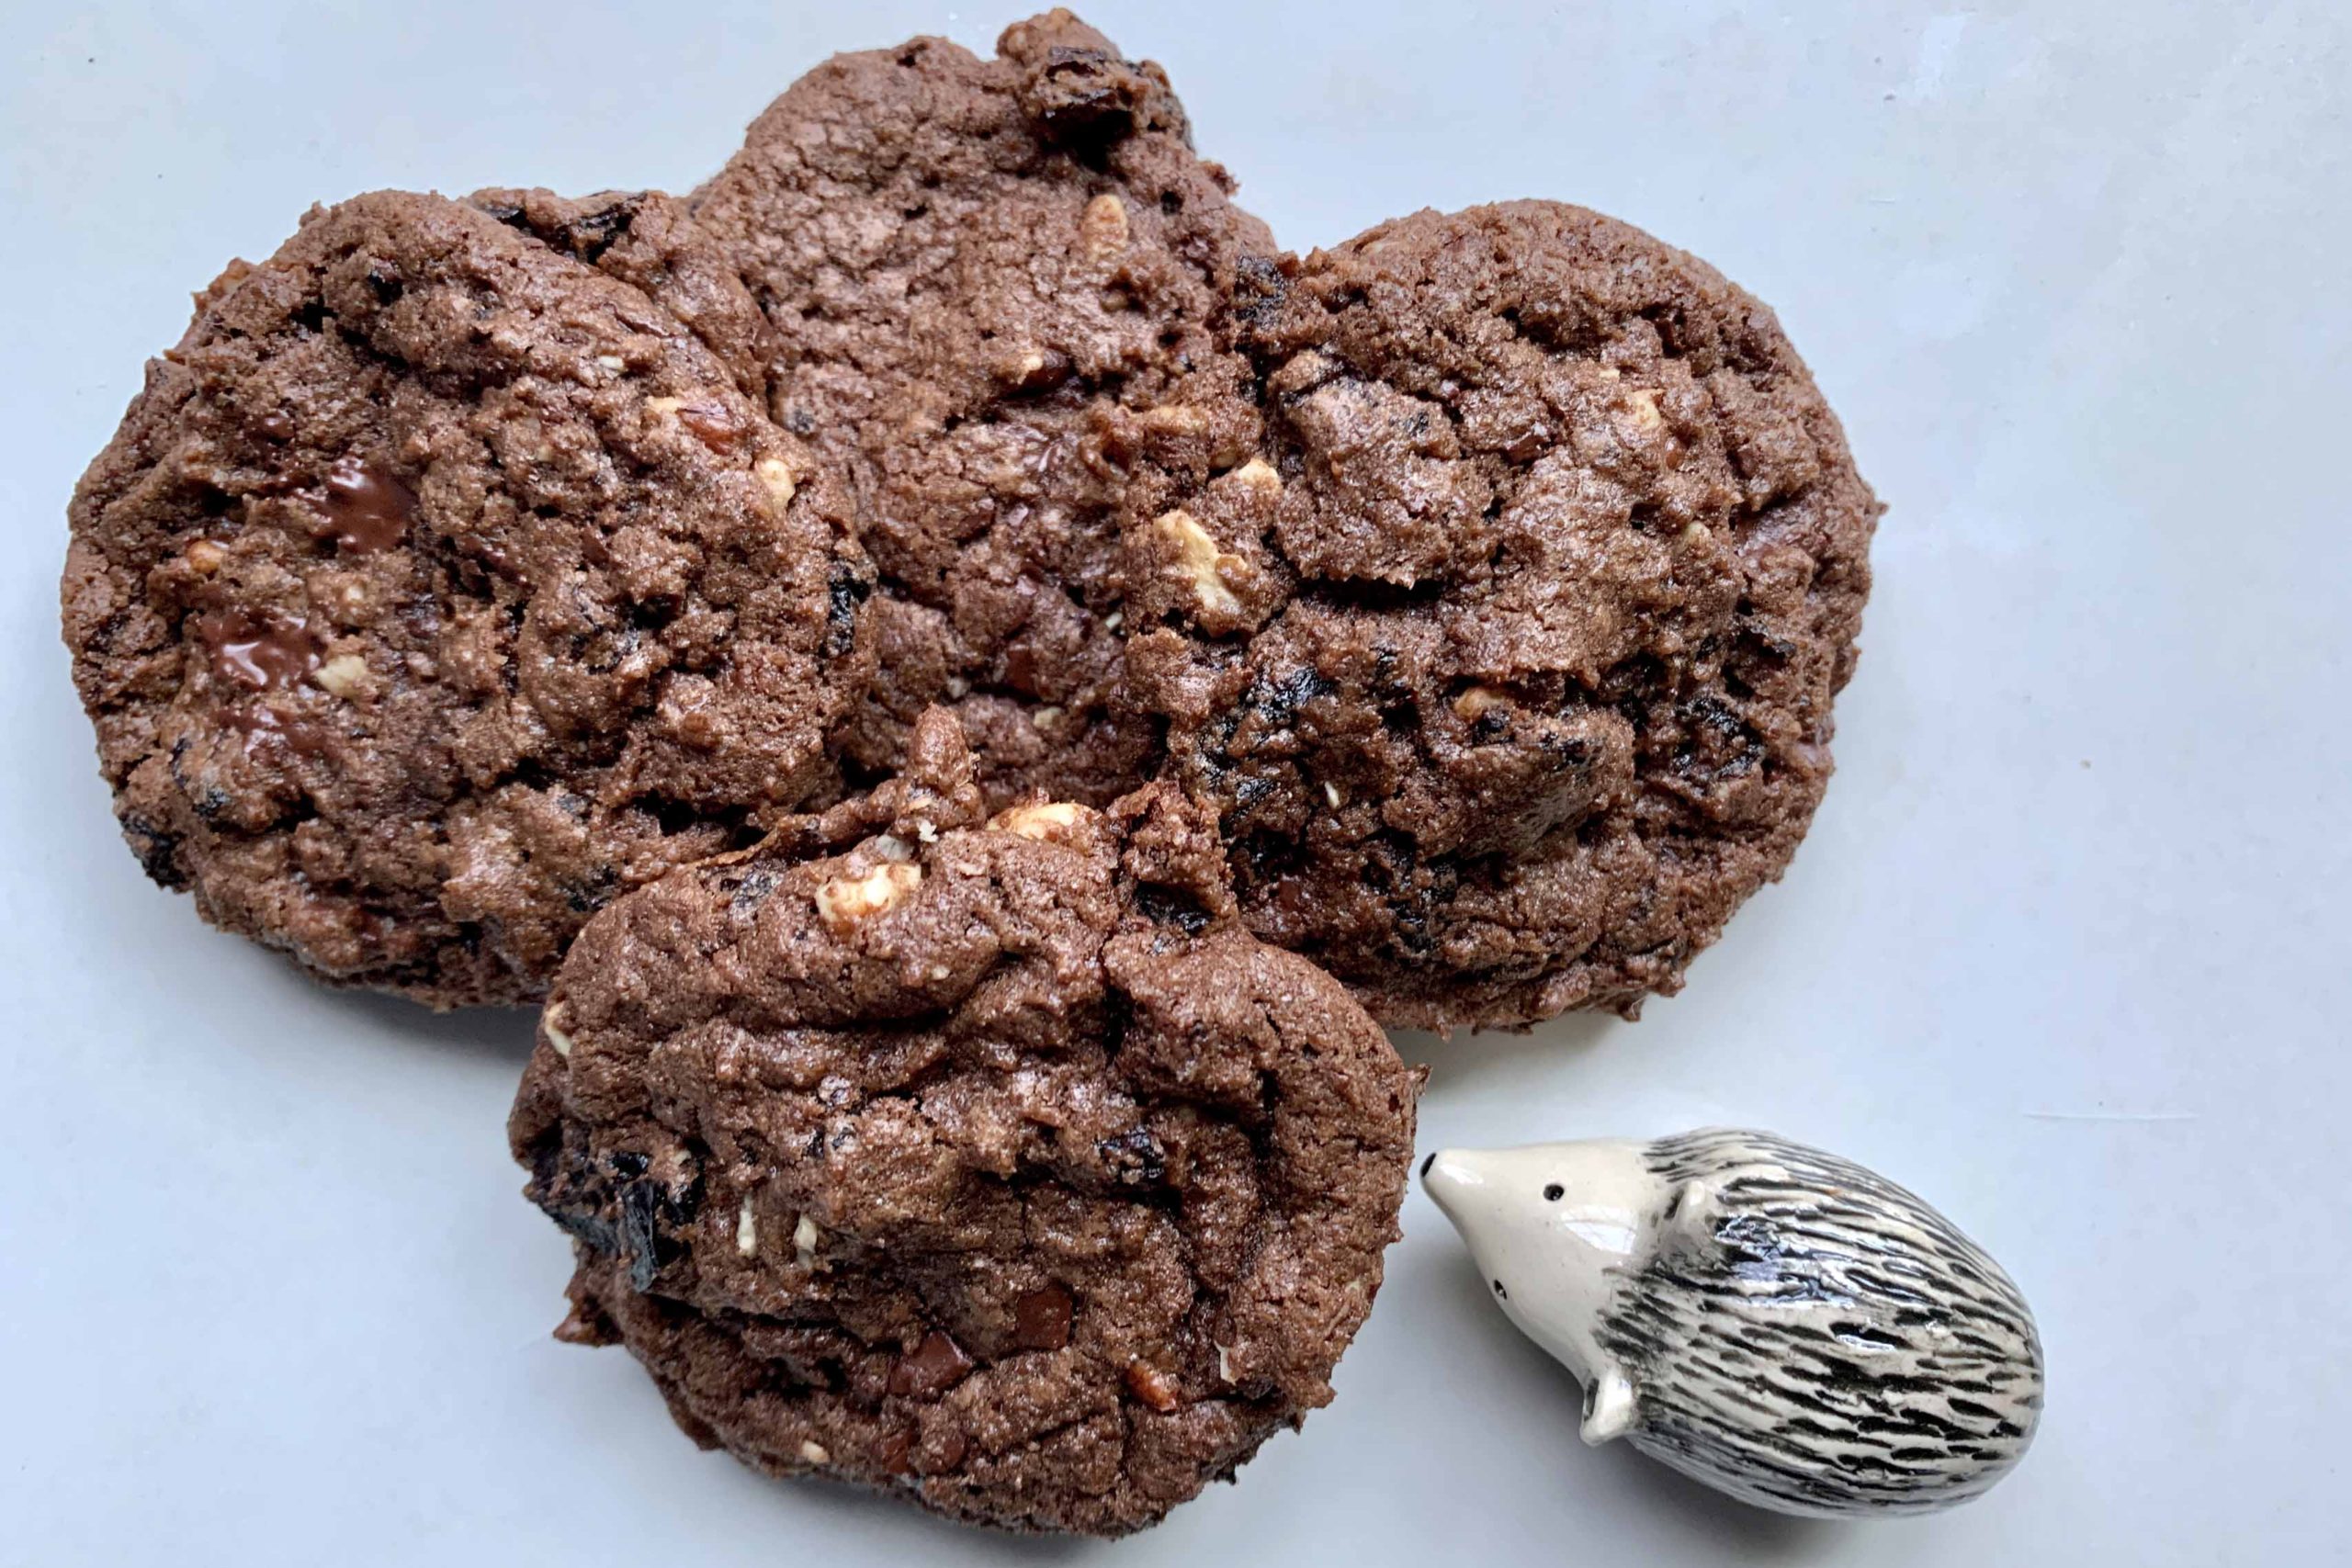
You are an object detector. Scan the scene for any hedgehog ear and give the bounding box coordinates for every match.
[1579,1362,1638,1446]
[1661,1178,1711,1232]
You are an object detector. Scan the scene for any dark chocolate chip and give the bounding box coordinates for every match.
[888,1330,975,1399]
[1012,1283,1075,1352]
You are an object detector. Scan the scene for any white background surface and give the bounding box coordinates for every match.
[4,2,2346,1562]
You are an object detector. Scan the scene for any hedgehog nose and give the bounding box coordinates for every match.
[1419,1148,1490,1221]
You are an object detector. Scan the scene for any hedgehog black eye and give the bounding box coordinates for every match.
[1543,1183,1565,1201]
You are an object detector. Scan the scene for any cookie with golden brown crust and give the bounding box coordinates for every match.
[509,711,1419,1534]
[1124,201,1880,1029]
[692,10,1279,808]
[62,190,871,1007]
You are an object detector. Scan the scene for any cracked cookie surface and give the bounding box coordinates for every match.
[508,710,1419,1535]
[1125,201,1880,1029]
[692,9,1278,808]
[62,189,870,1006]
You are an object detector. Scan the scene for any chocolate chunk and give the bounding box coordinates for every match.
[222,702,329,758]
[888,1331,976,1399]
[1012,1283,1075,1352]
[318,456,414,554]
[670,401,741,453]
[195,611,317,691]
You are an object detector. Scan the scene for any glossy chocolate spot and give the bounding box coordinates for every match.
[197,610,318,691]
[888,1329,974,1399]
[225,702,329,757]
[320,455,415,554]
[1012,1283,1074,1352]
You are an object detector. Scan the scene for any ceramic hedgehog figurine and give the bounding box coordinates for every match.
[1423,1129,2043,1517]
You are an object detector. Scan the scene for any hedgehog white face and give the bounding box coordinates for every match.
[1421,1141,1668,1444]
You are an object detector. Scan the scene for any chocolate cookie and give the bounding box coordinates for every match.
[62,190,871,1007]
[508,711,1419,1535]
[1124,202,1880,1029]
[693,10,1277,807]
[465,186,778,402]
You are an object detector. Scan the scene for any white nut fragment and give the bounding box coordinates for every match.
[870,834,916,863]
[736,1198,758,1257]
[311,653,369,699]
[989,801,1089,843]
[1153,508,1244,619]
[185,539,227,575]
[753,456,798,509]
[1679,522,1712,547]
[1623,388,1666,432]
[794,1213,820,1269]
[1080,192,1130,259]
[798,1439,831,1466]
[1215,1342,1236,1384]
[1232,457,1282,493]
[815,863,922,932]
[541,1002,574,1059]
[1322,782,1343,810]
[1031,705,1065,731]
[1267,349,1335,397]
[595,353,626,372]
[1453,684,1507,721]
[1139,404,1207,437]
